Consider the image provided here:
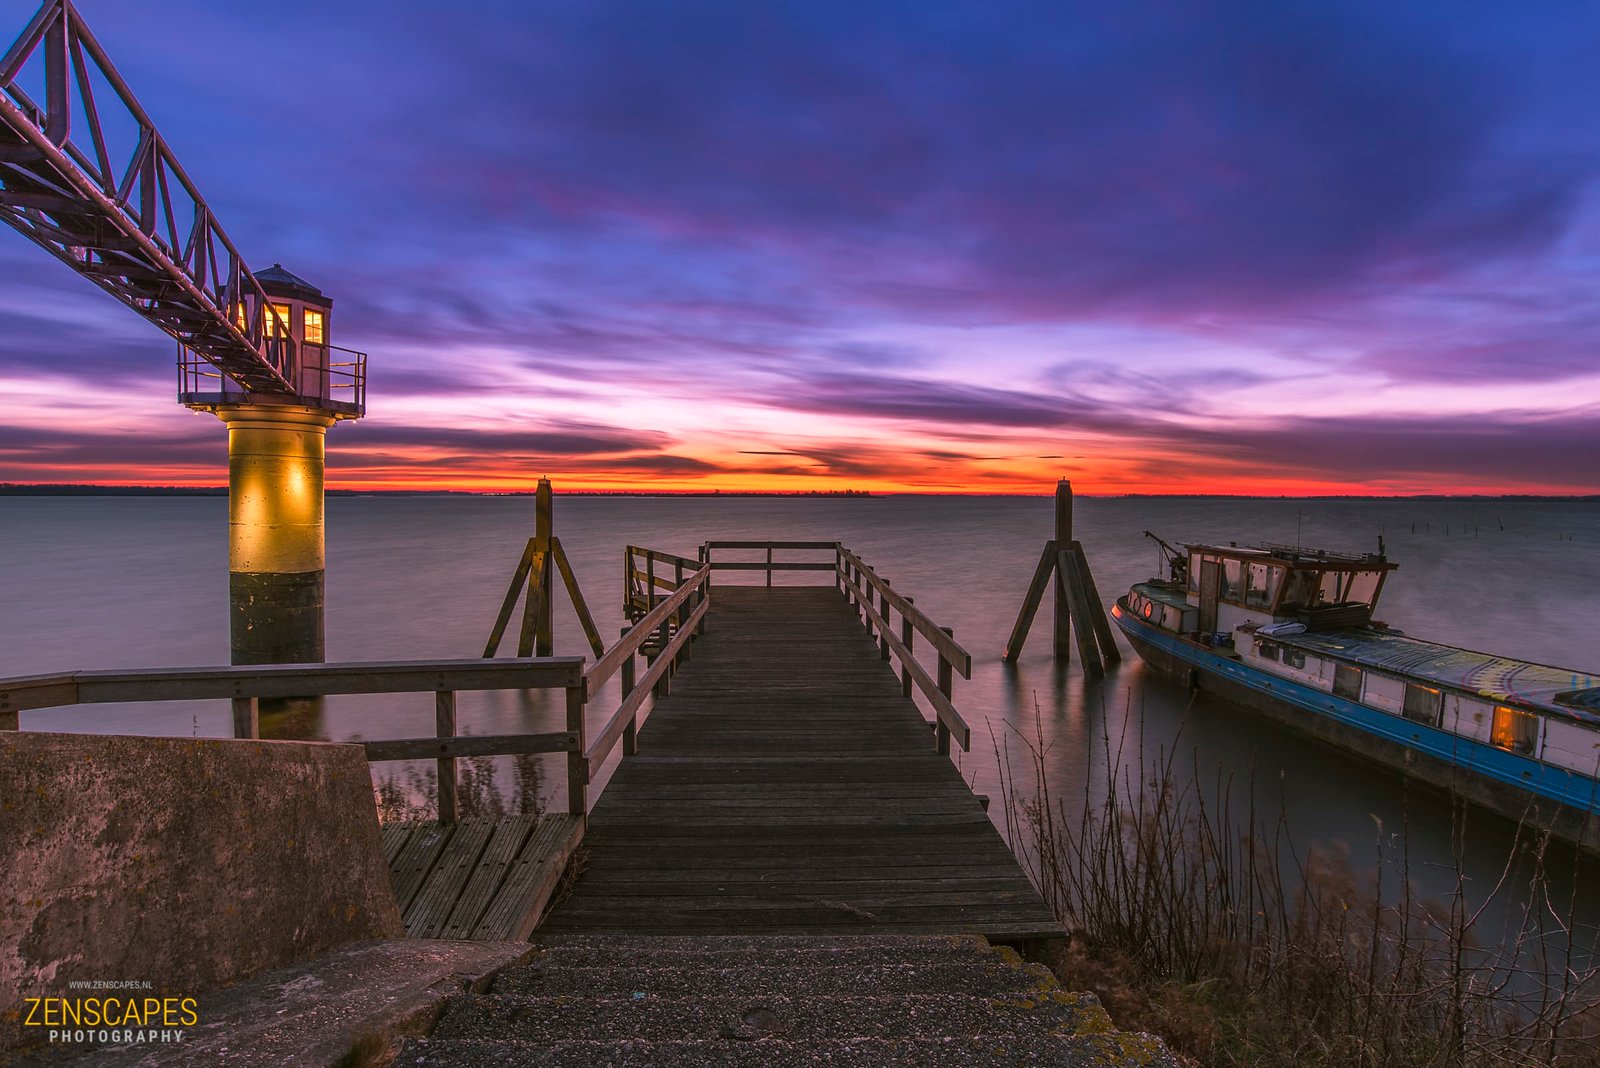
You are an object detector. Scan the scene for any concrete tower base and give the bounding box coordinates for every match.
[215,406,335,665]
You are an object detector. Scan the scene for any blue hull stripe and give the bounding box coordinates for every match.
[1111,603,1600,815]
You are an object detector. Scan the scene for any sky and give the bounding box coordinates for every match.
[2,0,1599,494]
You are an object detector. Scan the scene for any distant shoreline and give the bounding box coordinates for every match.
[2,484,1596,502]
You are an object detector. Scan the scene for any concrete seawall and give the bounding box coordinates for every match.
[0,731,402,1047]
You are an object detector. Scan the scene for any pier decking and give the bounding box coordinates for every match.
[543,584,1063,940]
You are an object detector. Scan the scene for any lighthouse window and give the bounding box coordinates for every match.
[1333,664,1363,700]
[1491,706,1539,755]
[263,302,293,338]
[303,309,325,345]
[1402,683,1443,726]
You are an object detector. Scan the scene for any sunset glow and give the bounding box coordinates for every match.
[2,0,1598,495]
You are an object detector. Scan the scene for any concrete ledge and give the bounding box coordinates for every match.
[77,939,535,1067]
[1,731,403,1054]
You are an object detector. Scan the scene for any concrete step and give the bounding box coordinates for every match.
[526,932,1000,970]
[432,991,1115,1044]
[491,959,1060,1000]
[395,1033,1178,1067]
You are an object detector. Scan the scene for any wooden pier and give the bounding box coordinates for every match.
[1,538,1064,947]
[544,546,1063,940]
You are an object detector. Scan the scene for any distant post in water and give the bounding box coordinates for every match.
[1002,479,1120,676]
[534,478,555,657]
[1053,480,1073,660]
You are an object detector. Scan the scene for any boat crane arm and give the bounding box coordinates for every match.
[1143,530,1187,583]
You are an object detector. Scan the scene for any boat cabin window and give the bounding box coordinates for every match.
[1244,562,1285,608]
[1491,706,1540,756]
[1402,683,1443,726]
[1344,571,1382,606]
[1279,569,1319,610]
[1220,558,1242,602]
[1256,639,1280,661]
[1333,663,1363,700]
[1284,649,1306,669]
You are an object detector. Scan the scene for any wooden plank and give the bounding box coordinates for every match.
[363,730,579,762]
[1069,539,1121,665]
[542,585,1060,939]
[380,822,415,867]
[54,658,583,704]
[1002,541,1057,662]
[472,814,585,941]
[405,817,496,938]
[388,822,454,916]
[438,814,539,940]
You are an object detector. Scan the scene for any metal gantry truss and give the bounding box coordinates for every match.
[0,0,344,404]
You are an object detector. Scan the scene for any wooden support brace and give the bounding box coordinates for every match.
[1057,550,1104,678]
[1002,540,1058,663]
[1068,540,1121,665]
[482,541,534,657]
[936,625,955,756]
[552,537,606,658]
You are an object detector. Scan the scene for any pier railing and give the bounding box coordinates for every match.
[836,546,973,754]
[1,538,972,820]
[698,539,975,755]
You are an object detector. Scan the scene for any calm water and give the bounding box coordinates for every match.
[4,493,1598,945]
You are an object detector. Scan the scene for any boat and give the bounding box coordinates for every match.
[1112,534,1600,852]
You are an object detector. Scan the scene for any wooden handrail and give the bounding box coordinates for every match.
[837,547,973,675]
[0,657,584,713]
[0,655,592,825]
[851,587,971,751]
[702,540,840,551]
[589,562,711,700]
[584,591,710,772]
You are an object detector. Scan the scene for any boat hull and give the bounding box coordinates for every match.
[1112,599,1600,855]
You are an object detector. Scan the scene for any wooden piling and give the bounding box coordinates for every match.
[1053,480,1073,661]
[534,479,554,657]
[1000,481,1119,673]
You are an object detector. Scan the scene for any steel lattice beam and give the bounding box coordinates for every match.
[0,0,300,396]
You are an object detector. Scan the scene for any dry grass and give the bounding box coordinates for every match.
[998,696,1600,1067]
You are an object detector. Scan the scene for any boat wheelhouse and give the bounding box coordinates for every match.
[1114,539,1600,852]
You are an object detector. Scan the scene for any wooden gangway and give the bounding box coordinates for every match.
[543,544,1064,941]
[0,538,1063,946]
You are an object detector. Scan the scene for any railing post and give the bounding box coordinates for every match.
[766,545,773,588]
[901,598,915,698]
[654,607,672,699]
[535,478,554,657]
[436,690,458,823]
[567,683,587,815]
[697,570,709,636]
[936,627,955,756]
[879,582,892,661]
[622,626,639,756]
[231,696,258,739]
[674,561,688,664]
